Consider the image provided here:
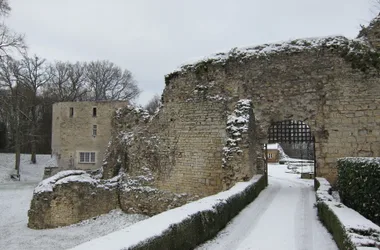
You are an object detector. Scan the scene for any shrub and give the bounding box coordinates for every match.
[337,157,380,226]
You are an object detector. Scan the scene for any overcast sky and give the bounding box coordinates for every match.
[6,0,377,105]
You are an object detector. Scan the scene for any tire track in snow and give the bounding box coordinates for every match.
[196,181,281,250]
[295,185,313,250]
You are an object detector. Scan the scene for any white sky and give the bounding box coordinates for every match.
[6,0,377,105]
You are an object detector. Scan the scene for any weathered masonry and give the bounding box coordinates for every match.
[29,14,380,229]
[104,18,380,198]
[161,33,380,187]
[50,101,128,177]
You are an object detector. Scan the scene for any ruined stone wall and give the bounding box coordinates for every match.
[103,101,246,197]
[28,170,198,229]
[358,14,380,50]
[28,171,119,229]
[164,37,380,185]
[153,101,228,195]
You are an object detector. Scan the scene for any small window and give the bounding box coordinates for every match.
[268,153,273,159]
[92,125,97,137]
[79,152,96,163]
[69,107,74,117]
[93,107,97,117]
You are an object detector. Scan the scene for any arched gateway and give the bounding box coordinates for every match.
[28,14,380,229]
[265,120,315,182]
[154,36,379,194]
[102,32,380,201]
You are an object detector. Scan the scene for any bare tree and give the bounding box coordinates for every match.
[19,55,50,164]
[145,94,161,115]
[0,25,26,56]
[0,56,23,175]
[47,61,88,101]
[85,60,140,101]
[0,1,26,57]
[0,0,10,17]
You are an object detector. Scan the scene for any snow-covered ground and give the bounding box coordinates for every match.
[196,163,338,250]
[0,153,147,250]
[0,153,50,184]
[286,161,314,174]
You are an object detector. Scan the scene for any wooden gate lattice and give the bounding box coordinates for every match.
[268,120,313,143]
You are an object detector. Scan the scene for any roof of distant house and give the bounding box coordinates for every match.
[267,143,279,150]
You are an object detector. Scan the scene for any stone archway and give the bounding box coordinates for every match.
[264,120,316,181]
[163,35,380,188]
[102,31,380,199]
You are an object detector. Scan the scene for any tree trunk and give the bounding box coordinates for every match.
[30,139,36,164]
[14,95,21,176]
[15,133,20,174]
[30,105,37,164]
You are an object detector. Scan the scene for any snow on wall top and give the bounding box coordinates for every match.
[70,175,263,250]
[165,35,371,79]
[34,170,95,194]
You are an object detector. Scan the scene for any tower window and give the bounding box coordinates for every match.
[79,152,96,163]
[69,107,74,117]
[92,125,97,137]
[93,107,97,117]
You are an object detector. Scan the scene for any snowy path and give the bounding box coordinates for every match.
[197,164,338,250]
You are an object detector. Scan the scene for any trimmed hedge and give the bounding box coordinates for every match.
[131,175,267,250]
[316,177,380,249]
[316,202,356,250]
[315,178,355,250]
[71,175,267,250]
[337,158,380,226]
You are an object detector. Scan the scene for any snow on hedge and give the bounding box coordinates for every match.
[338,157,380,165]
[70,175,263,250]
[316,177,380,248]
[167,36,372,77]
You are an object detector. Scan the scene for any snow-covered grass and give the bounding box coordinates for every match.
[0,153,50,184]
[0,153,148,250]
[287,162,314,174]
[316,177,380,249]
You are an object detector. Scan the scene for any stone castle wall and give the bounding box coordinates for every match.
[163,36,380,185]
[29,15,380,229]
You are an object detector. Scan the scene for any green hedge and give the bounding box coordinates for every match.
[337,157,380,226]
[315,178,357,250]
[316,201,355,250]
[131,175,267,250]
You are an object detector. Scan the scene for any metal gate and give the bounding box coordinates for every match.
[264,120,315,181]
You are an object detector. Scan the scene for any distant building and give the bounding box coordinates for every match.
[48,101,128,177]
[266,143,280,163]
